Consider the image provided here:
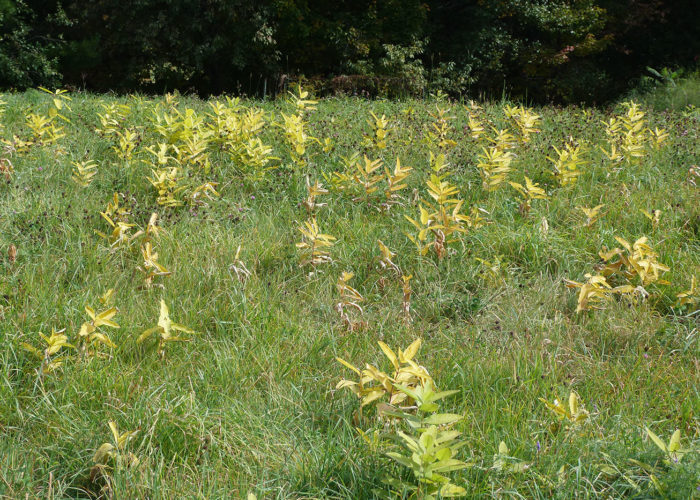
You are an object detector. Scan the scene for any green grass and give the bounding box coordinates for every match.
[0,90,698,499]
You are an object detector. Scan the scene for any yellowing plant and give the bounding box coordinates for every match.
[578,204,605,228]
[336,339,431,409]
[189,182,220,206]
[97,215,139,250]
[645,428,688,465]
[138,242,172,287]
[406,154,473,258]
[97,102,131,136]
[337,340,469,498]
[401,274,413,324]
[93,421,140,468]
[138,299,194,357]
[288,84,317,113]
[113,129,138,161]
[71,160,98,187]
[352,155,384,201]
[492,441,528,473]
[149,167,186,207]
[335,271,365,331]
[364,111,391,150]
[599,236,670,287]
[508,176,548,214]
[230,244,251,282]
[425,105,456,152]
[377,239,400,275]
[26,112,64,145]
[296,218,335,271]
[92,420,140,492]
[465,101,488,140]
[565,273,616,312]
[601,101,666,165]
[383,157,412,208]
[77,303,119,356]
[21,328,75,375]
[675,276,699,310]
[477,146,515,191]
[303,177,328,215]
[640,209,661,229]
[503,104,540,142]
[540,391,589,427]
[487,128,517,151]
[548,142,587,186]
[280,112,312,167]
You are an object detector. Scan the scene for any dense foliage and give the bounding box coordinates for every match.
[0,87,698,498]
[1,0,698,101]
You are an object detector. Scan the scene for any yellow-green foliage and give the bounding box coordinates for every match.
[601,101,668,165]
[548,142,588,186]
[504,104,541,142]
[296,218,336,270]
[425,104,456,152]
[137,299,194,357]
[336,340,470,497]
[77,300,119,356]
[540,391,590,428]
[71,160,98,187]
[406,153,476,258]
[21,328,75,375]
[599,236,670,287]
[335,271,365,331]
[508,176,548,214]
[303,177,329,214]
[477,146,515,190]
[364,111,391,150]
[336,339,430,408]
[567,236,671,312]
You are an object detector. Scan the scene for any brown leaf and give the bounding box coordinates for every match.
[8,244,16,263]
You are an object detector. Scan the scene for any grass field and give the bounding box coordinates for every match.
[0,88,698,499]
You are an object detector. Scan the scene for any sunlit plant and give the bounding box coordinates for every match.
[296,218,336,272]
[548,142,587,186]
[138,299,195,357]
[77,302,119,356]
[335,271,365,331]
[21,328,75,375]
[508,176,548,215]
[540,391,590,428]
[364,111,391,150]
[71,160,98,187]
[477,146,515,191]
[578,204,605,228]
[645,428,688,465]
[92,421,140,492]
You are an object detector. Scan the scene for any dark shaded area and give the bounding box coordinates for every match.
[1,0,698,102]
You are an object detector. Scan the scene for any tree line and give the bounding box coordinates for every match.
[1,0,698,102]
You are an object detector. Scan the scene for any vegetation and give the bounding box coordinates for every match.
[1,1,699,103]
[0,87,698,498]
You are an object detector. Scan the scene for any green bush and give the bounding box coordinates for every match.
[0,0,62,89]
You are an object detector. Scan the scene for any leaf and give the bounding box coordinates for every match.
[668,429,681,452]
[138,327,160,343]
[400,338,421,363]
[336,357,361,375]
[433,458,469,473]
[439,483,467,497]
[377,341,399,371]
[424,413,463,426]
[93,443,114,464]
[645,427,667,453]
[386,451,413,469]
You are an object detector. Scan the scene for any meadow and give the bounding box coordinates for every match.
[0,87,698,499]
